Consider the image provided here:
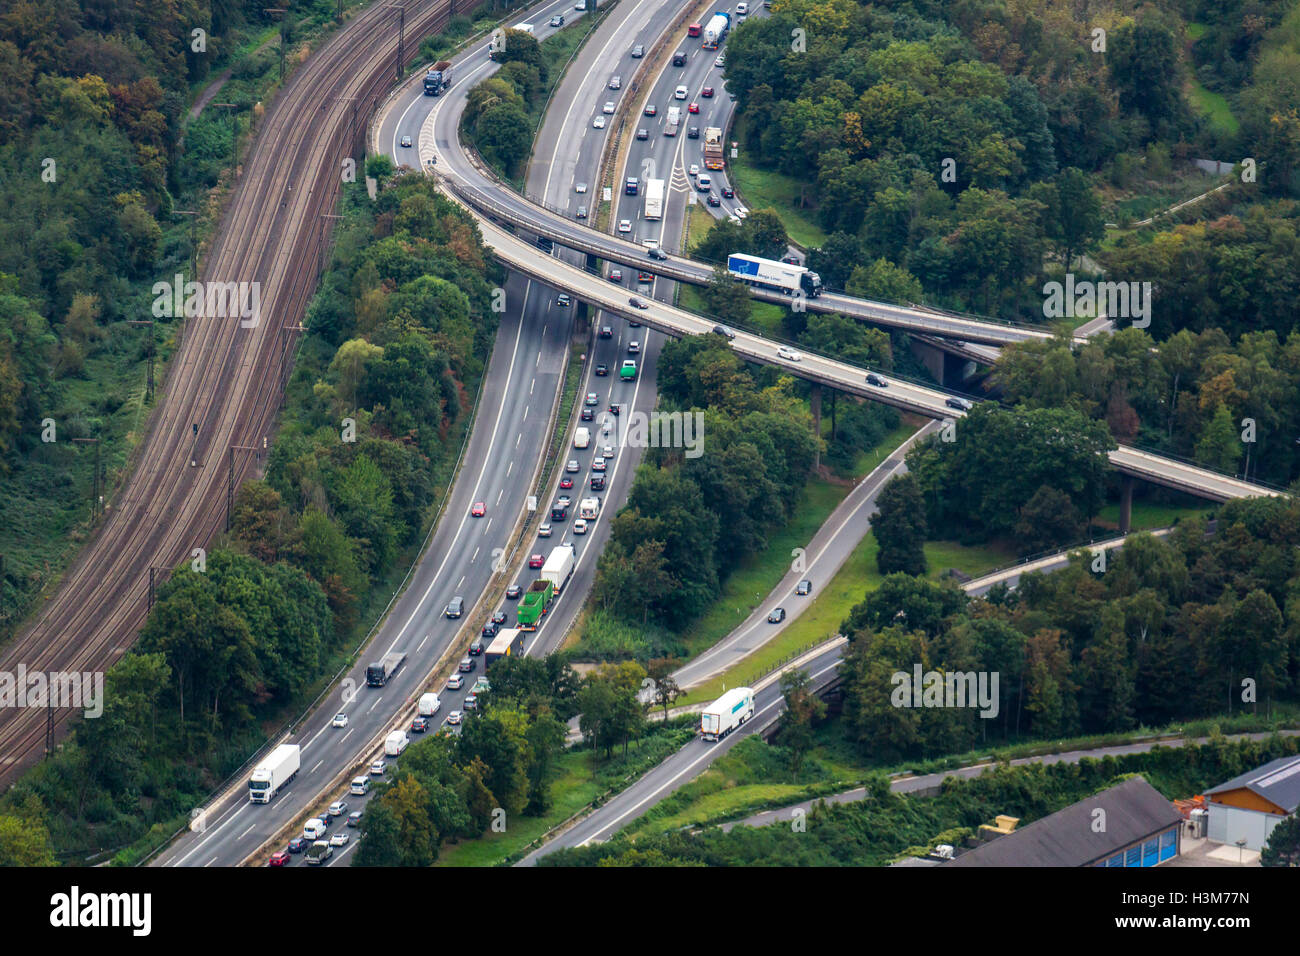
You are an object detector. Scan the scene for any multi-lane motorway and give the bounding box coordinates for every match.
[158,0,1279,868]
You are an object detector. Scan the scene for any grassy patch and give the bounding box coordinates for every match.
[727,123,827,249]
[1094,499,1214,532]
[1187,78,1240,137]
[677,534,1013,707]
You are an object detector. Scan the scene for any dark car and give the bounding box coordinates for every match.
[711,324,736,340]
[506,584,523,599]
[549,14,564,26]
[599,325,613,338]
[288,837,309,854]
[866,373,888,387]
[590,474,606,490]
[767,607,786,623]
[647,247,668,261]
[796,579,812,596]
[628,296,649,309]
[945,397,972,411]
[491,610,507,625]
[269,850,290,867]
[471,636,486,653]
[688,126,700,139]
[575,205,588,219]
[607,403,621,416]
[411,716,429,733]
[636,128,649,141]
[721,186,735,198]
[631,44,645,57]
[595,363,608,376]
[672,51,686,66]
[459,656,476,673]
[707,193,720,207]
[581,407,594,421]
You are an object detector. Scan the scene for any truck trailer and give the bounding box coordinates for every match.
[248,743,300,803]
[703,127,725,169]
[517,579,555,630]
[727,253,823,298]
[423,60,452,95]
[702,12,730,49]
[366,651,407,687]
[700,687,754,740]
[644,178,665,220]
[486,627,524,666]
[542,545,576,594]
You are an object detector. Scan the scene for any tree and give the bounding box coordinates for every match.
[646,658,681,722]
[699,265,751,328]
[777,668,826,774]
[847,258,922,304]
[1049,168,1104,268]
[353,801,403,866]
[1013,485,1083,555]
[1195,403,1241,474]
[1261,812,1300,867]
[872,474,928,576]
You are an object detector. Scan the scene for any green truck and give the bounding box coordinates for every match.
[516,579,554,630]
[620,359,637,381]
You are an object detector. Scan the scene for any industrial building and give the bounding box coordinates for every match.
[946,777,1181,867]
[1204,754,1300,852]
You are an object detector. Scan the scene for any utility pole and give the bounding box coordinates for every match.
[319,213,342,274]
[385,3,407,80]
[227,443,262,532]
[278,324,308,408]
[71,438,102,518]
[148,565,173,612]
[264,9,289,81]
[128,319,155,402]
[213,102,238,172]
[173,209,198,278]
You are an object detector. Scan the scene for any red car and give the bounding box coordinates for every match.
[529,553,545,569]
[701,86,714,98]
[471,502,486,517]
[688,102,700,114]
[644,104,656,116]
[269,850,290,867]
[560,476,574,489]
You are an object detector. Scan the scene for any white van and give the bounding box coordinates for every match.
[574,427,590,449]
[303,818,326,840]
[384,730,409,757]
[418,692,441,717]
[350,776,370,796]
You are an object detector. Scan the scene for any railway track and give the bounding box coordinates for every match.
[0,0,477,787]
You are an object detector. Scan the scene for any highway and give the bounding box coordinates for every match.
[161,0,694,867]
[523,524,1178,861]
[158,0,602,868]
[0,0,480,788]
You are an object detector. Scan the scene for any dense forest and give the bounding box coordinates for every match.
[0,0,367,640]
[0,169,501,865]
[844,495,1300,761]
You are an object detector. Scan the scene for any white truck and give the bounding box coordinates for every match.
[702,11,730,49]
[579,497,600,519]
[700,687,755,741]
[418,692,441,718]
[514,21,535,34]
[664,106,680,137]
[542,544,576,594]
[727,253,823,298]
[644,178,665,220]
[248,743,300,803]
[574,427,590,449]
[384,730,409,757]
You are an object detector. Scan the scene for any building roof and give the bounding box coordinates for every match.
[1204,755,1300,815]
[948,776,1180,867]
